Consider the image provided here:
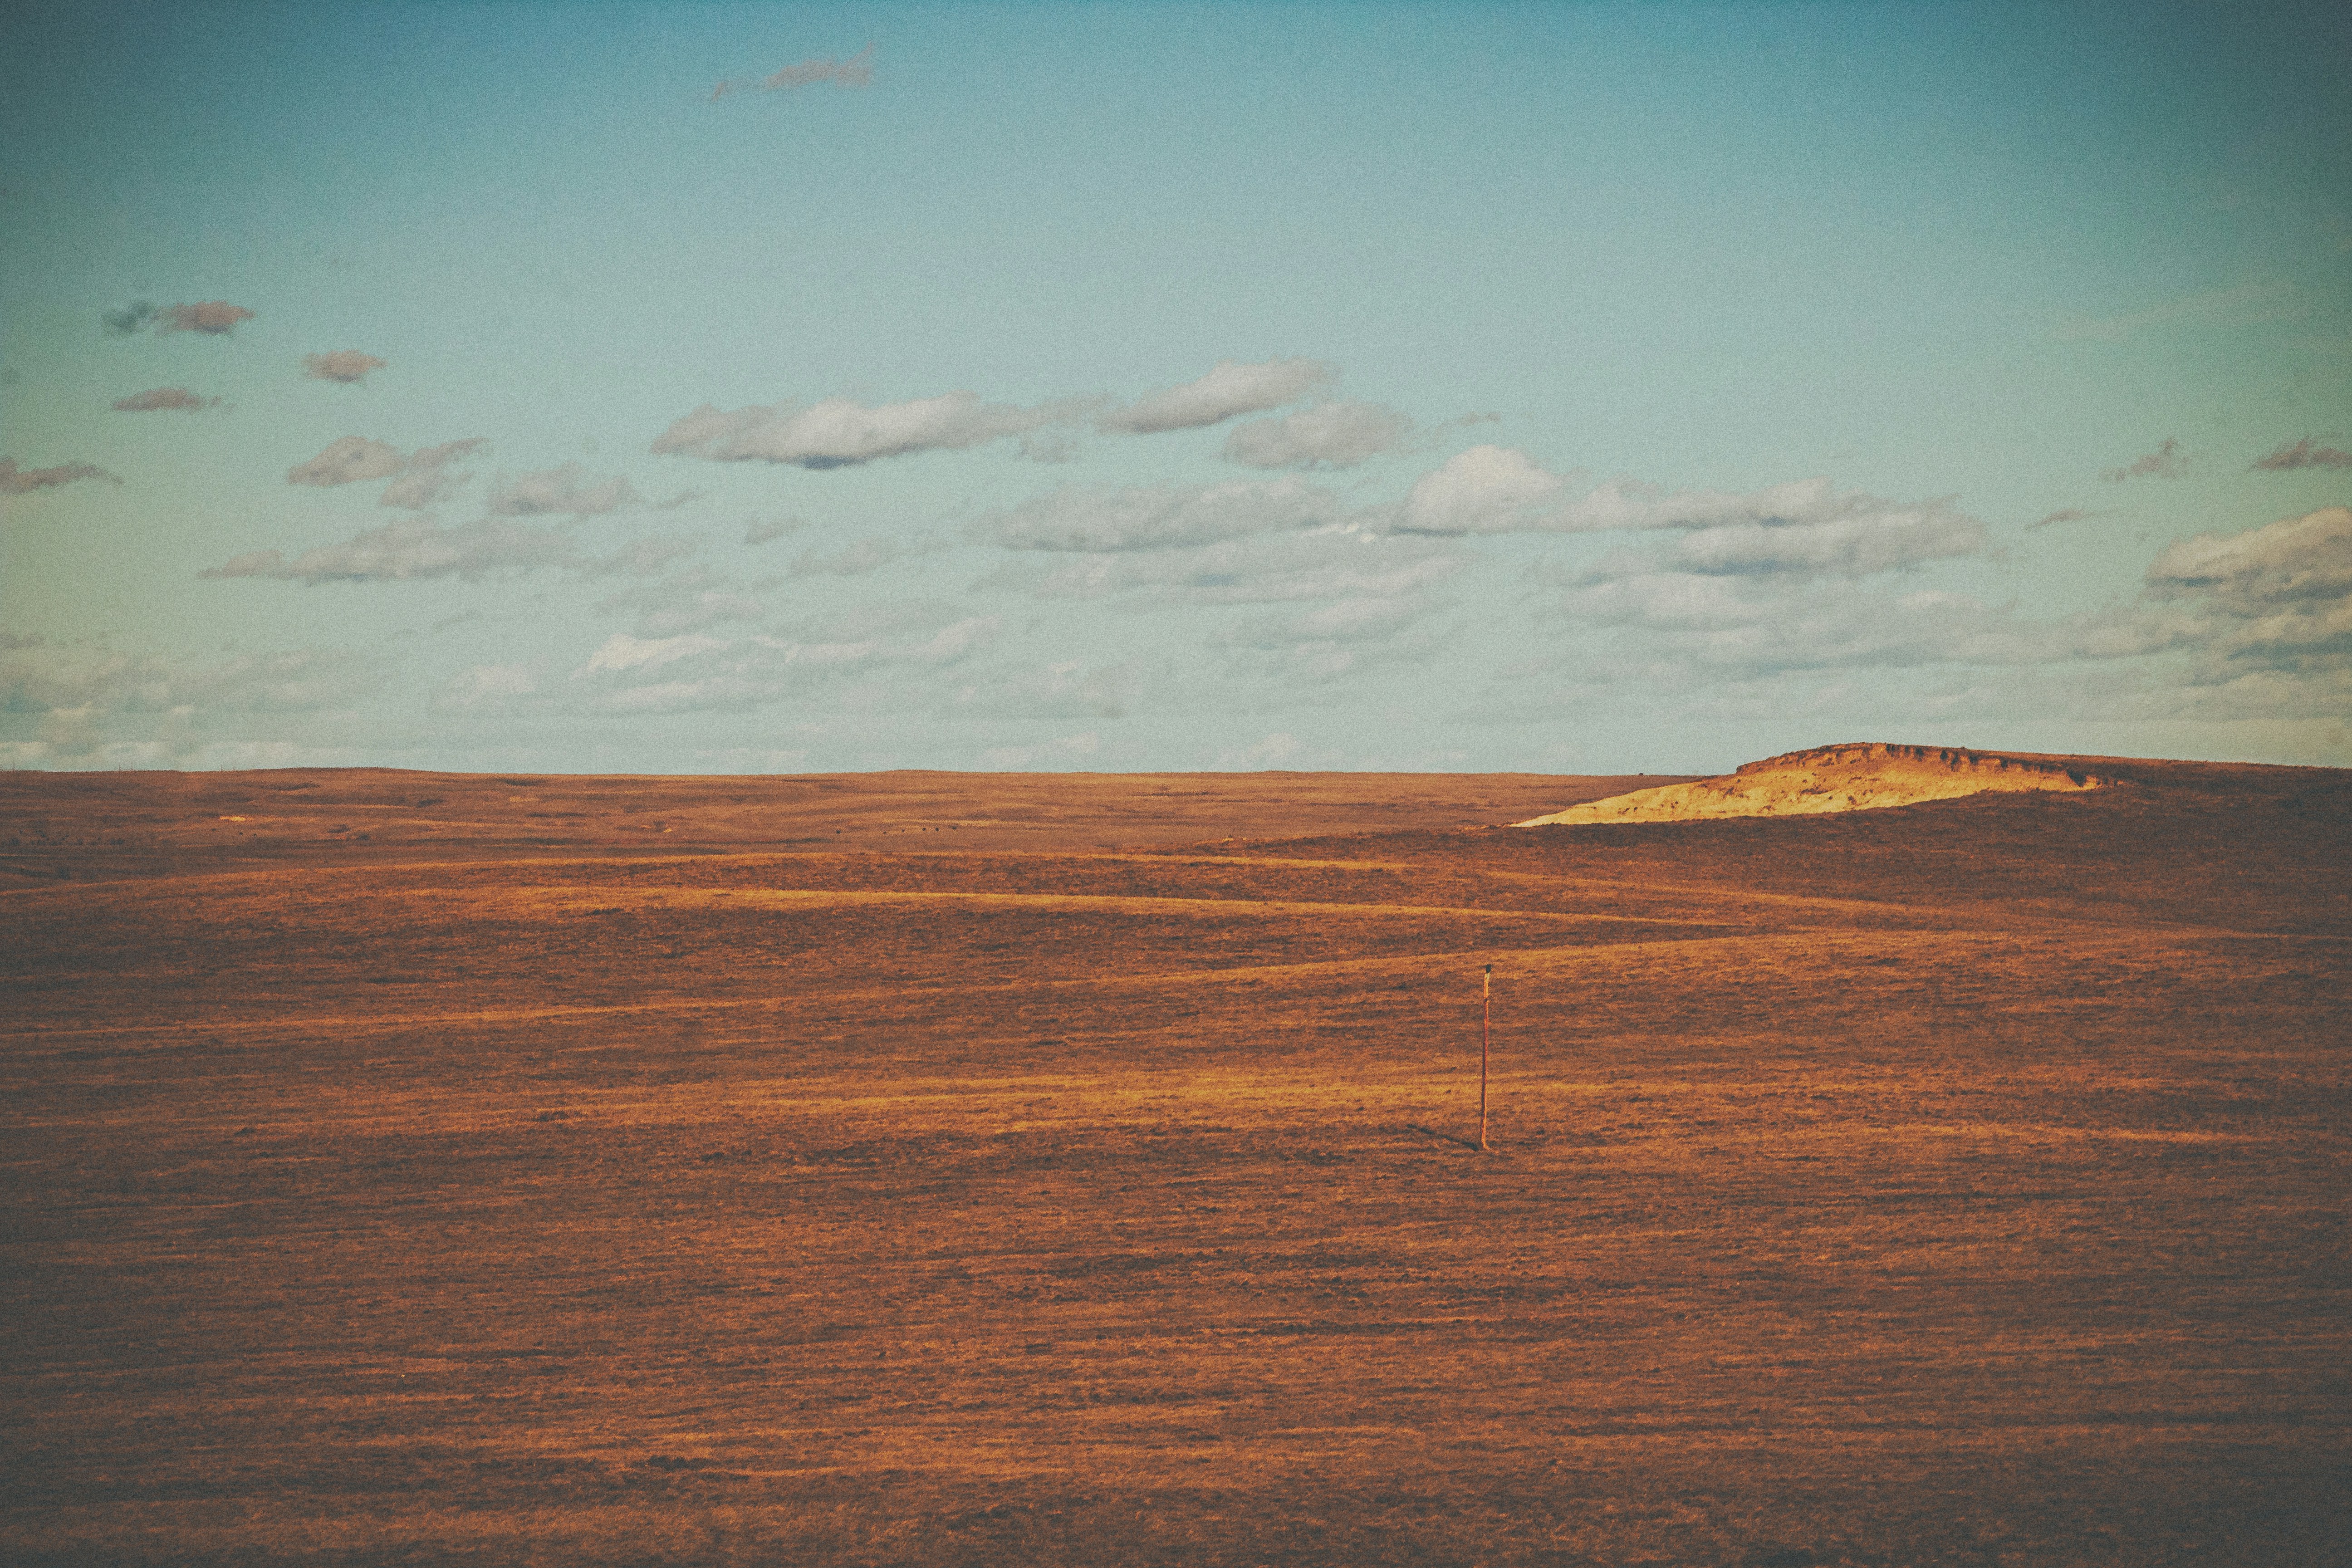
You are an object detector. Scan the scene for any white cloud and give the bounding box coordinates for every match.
[1396,445,1565,534]
[1526,505,2352,691]
[1545,474,1877,533]
[2146,507,2352,679]
[1224,401,1411,470]
[488,463,639,517]
[2147,507,2352,613]
[979,476,1342,553]
[1098,358,1331,435]
[654,392,1051,468]
[0,635,379,768]
[1550,573,2115,676]
[288,436,404,487]
[1397,462,1990,578]
[1654,505,1987,578]
[0,638,373,714]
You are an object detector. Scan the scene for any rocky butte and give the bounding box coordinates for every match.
[1514,741,2104,825]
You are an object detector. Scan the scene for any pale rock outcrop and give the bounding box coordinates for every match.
[1515,742,2102,826]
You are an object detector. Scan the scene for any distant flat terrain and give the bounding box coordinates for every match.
[0,767,1678,878]
[3,759,2347,1566]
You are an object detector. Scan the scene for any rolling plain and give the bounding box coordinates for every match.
[3,756,2347,1566]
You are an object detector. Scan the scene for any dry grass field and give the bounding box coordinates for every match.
[3,759,2347,1567]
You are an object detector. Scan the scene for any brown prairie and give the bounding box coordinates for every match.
[2,757,2347,1567]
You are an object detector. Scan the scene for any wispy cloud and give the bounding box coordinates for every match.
[2054,279,2302,343]
[0,632,381,769]
[100,299,258,337]
[978,477,1343,553]
[762,42,874,89]
[1,457,118,495]
[2102,437,2185,483]
[203,517,578,583]
[789,537,906,577]
[598,567,769,637]
[712,43,874,99]
[1387,453,1958,543]
[2028,508,2104,530]
[287,436,405,487]
[568,601,997,714]
[1098,358,1330,435]
[656,392,1054,469]
[1644,509,1986,578]
[101,301,157,336]
[157,301,255,335]
[579,536,697,578]
[0,637,376,723]
[377,439,487,510]
[1513,503,2352,719]
[112,387,218,412]
[487,463,639,517]
[1002,528,1461,607]
[1212,590,1455,688]
[744,516,804,545]
[1224,401,1411,470]
[434,664,538,710]
[2251,437,2352,472]
[303,350,386,383]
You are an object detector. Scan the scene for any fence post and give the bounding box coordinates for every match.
[1480,963,1492,1152]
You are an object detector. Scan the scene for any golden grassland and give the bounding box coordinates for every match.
[3,760,2347,1566]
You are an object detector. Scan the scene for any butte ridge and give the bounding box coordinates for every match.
[1515,741,2104,826]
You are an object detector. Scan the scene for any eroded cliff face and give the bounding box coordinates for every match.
[1515,742,2103,826]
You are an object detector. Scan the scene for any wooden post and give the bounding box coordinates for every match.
[1480,963,1492,1152]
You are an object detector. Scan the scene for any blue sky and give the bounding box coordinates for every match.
[4,0,2348,774]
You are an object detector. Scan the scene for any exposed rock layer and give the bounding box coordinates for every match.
[1514,742,2103,826]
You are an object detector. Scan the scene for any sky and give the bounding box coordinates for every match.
[3,0,2348,776]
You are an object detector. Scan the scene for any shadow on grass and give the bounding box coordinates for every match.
[1402,1122,1486,1152]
